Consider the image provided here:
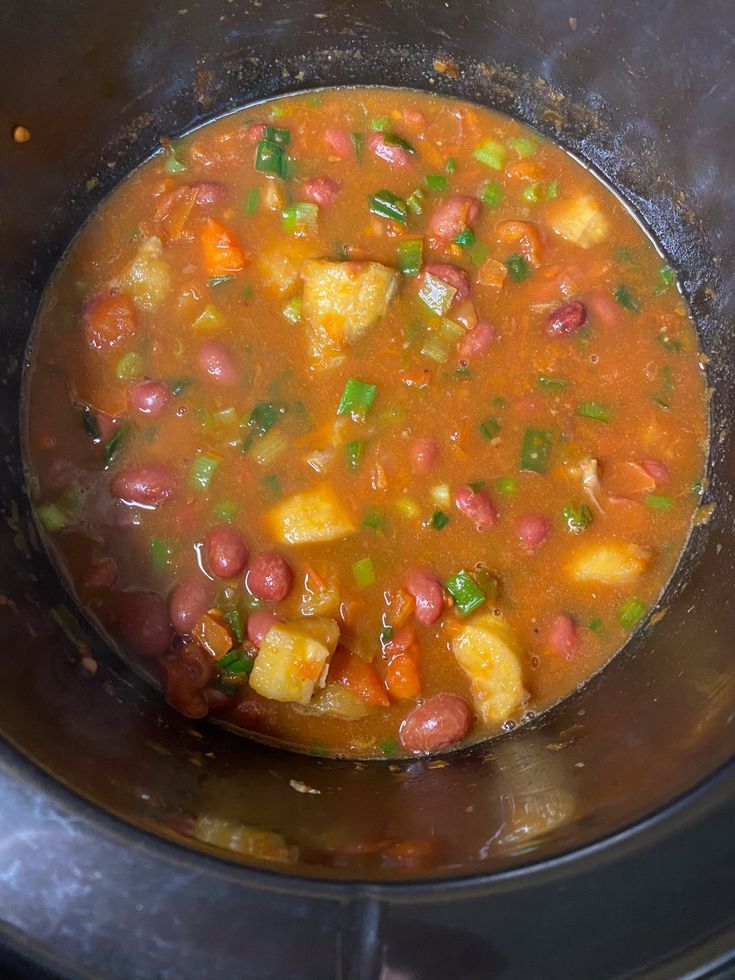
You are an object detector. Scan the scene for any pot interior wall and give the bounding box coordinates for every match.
[1,0,733,880]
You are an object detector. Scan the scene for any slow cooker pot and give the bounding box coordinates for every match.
[2,0,735,975]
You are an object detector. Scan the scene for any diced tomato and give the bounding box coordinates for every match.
[329,647,390,706]
[200,217,248,276]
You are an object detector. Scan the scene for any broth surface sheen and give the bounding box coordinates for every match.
[24,88,707,758]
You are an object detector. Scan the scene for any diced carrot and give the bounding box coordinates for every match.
[339,599,365,633]
[201,217,248,276]
[329,647,390,706]
[495,220,543,266]
[384,592,415,629]
[167,187,198,240]
[476,257,508,289]
[505,159,544,181]
[193,609,235,660]
[384,650,421,699]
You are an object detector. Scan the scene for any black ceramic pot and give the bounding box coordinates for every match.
[1,1,735,976]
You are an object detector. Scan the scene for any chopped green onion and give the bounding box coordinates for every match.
[479,415,501,440]
[242,284,255,302]
[420,335,450,363]
[507,136,536,158]
[429,509,450,530]
[262,474,282,499]
[244,401,285,444]
[224,609,244,645]
[588,616,604,633]
[282,202,319,234]
[337,378,378,419]
[615,246,636,264]
[249,429,287,466]
[379,737,400,756]
[520,428,552,474]
[282,295,302,323]
[263,125,290,144]
[430,484,451,509]
[538,375,568,393]
[646,494,675,511]
[170,377,192,396]
[425,174,448,192]
[692,479,703,497]
[37,502,69,532]
[613,284,640,313]
[474,139,506,170]
[506,254,531,283]
[81,407,101,443]
[369,190,408,224]
[352,556,376,588]
[454,228,476,247]
[150,536,174,571]
[618,597,647,630]
[244,188,260,216]
[255,139,287,178]
[103,423,132,469]
[445,157,458,174]
[370,117,391,131]
[192,304,223,331]
[481,179,504,208]
[521,182,545,204]
[269,105,285,120]
[346,440,364,471]
[474,568,499,603]
[657,333,683,353]
[208,275,235,290]
[562,502,594,533]
[115,352,143,381]
[445,569,486,617]
[350,132,363,160]
[189,452,220,491]
[495,476,518,495]
[658,265,676,290]
[467,241,490,267]
[384,132,416,154]
[418,271,457,315]
[406,187,426,215]
[397,238,423,277]
[467,480,485,494]
[396,496,420,519]
[363,508,387,533]
[164,142,187,174]
[213,500,239,522]
[576,401,612,423]
[546,180,559,200]
[380,626,394,644]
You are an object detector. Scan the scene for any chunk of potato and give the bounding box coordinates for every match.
[300,565,341,617]
[451,614,527,724]
[267,485,355,544]
[116,236,171,310]
[193,816,295,863]
[250,617,340,704]
[546,194,610,249]
[310,682,374,719]
[566,541,651,584]
[301,260,398,369]
[255,241,319,295]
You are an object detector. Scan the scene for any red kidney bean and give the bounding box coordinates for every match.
[81,557,118,590]
[454,485,498,531]
[168,577,212,636]
[165,644,214,718]
[245,123,267,143]
[301,176,340,207]
[404,569,445,626]
[117,590,173,658]
[246,552,294,602]
[400,693,472,753]
[246,609,283,646]
[546,613,580,658]
[324,127,354,158]
[640,458,670,485]
[198,340,237,385]
[545,300,587,337]
[128,379,171,416]
[458,320,494,359]
[83,293,137,351]
[423,263,471,305]
[429,195,481,241]
[204,526,249,579]
[368,131,412,167]
[111,465,176,506]
[409,437,439,475]
[516,514,552,552]
[191,180,226,205]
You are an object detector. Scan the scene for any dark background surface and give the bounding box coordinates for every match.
[1,0,735,976]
